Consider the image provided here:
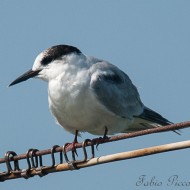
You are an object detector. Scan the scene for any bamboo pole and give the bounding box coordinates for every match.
[2,140,190,181]
[0,121,189,164]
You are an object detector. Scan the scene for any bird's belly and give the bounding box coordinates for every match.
[48,90,132,135]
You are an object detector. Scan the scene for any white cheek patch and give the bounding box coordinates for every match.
[32,52,44,71]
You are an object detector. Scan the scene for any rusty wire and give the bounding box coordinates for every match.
[0,121,190,181]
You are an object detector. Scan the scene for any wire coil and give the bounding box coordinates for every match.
[0,121,189,182]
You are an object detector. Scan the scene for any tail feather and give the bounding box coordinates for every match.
[138,107,172,126]
[125,107,181,135]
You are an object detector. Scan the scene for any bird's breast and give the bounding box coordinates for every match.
[47,73,98,131]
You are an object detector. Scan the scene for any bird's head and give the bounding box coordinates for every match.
[9,45,82,86]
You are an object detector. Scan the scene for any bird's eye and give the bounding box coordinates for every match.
[41,56,53,65]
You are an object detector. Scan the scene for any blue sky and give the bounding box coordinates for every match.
[1,1,190,189]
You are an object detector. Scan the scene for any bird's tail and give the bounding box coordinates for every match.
[123,107,181,135]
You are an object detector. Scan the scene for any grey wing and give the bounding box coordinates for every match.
[90,61,144,118]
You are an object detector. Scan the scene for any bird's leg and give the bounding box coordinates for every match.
[68,130,79,160]
[103,126,108,139]
[73,130,78,144]
[95,126,109,149]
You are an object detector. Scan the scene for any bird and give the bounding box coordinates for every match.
[9,44,179,140]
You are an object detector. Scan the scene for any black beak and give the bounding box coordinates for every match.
[9,69,41,87]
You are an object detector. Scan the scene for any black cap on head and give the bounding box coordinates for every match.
[41,45,81,65]
[9,45,81,87]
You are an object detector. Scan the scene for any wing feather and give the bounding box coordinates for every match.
[90,61,144,118]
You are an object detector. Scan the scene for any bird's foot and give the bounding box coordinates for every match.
[94,127,109,150]
[65,130,79,160]
[69,141,78,157]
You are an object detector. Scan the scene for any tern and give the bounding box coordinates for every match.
[9,45,179,140]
